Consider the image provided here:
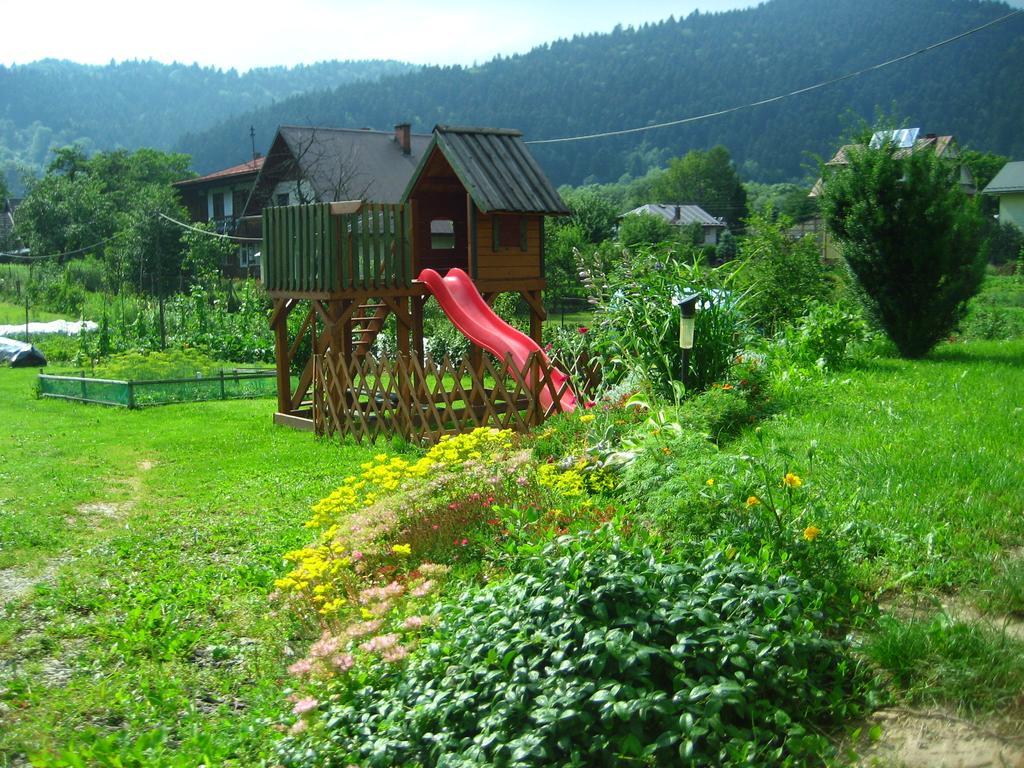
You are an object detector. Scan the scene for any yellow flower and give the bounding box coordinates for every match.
[706,478,715,487]
[803,525,821,542]
[391,543,412,556]
[782,472,803,488]
[745,496,760,507]
[579,414,596,424]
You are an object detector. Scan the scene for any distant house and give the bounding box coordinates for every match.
[243,123,432,215]
[173,156,264,277]
[983,161,1024,230]
[808,129,976,259]
[621,203,727,245]
[810,129,976,198]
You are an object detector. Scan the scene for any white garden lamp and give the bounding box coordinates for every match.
[673,293,700,387]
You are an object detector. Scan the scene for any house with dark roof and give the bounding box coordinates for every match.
[983,161,1024,230]
[620,203,727,245]
[173,156,264,276]
[244,124,431,216]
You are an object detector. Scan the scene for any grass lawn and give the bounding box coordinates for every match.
[736,338,1024,717]
[0,368,374,765]
[0,301,69,326]
[2,337,1023,764]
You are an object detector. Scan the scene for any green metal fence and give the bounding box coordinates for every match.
[38,369,277,408]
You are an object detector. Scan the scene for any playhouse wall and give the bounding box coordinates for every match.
[474,213,543,282]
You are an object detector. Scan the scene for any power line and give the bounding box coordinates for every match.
[157,212,261,242]
[526,8,1024,146]
[2,234,120,262]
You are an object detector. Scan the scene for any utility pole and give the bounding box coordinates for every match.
[250,126,257,164]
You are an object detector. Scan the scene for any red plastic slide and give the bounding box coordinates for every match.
[417,268,576,414]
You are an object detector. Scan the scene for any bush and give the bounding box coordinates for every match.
[581,244,747,396]
[775,300,872,370]
[738,211,829,334]
[819,136,987,358]
[279,536,863,767]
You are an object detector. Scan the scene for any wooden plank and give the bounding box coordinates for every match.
[339,214,351,290]
[326,208,337,292]
[360,206,372,291]
[330,200,363,215]
[403,204,413,285]
[274,412,316,432]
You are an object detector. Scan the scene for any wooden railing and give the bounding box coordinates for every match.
[313,351,602,444]
[263,201,412,294]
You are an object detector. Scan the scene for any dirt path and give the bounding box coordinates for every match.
[851,708,1024,767]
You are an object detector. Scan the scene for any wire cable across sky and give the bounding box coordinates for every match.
[525,8,1024,145]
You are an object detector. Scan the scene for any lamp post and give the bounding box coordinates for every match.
[673,293,699,389]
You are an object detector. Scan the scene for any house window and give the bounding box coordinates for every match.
[212,192,225,220]
[492,215,527,251]
[233,190,248,219]
[430,219,455,250]
[276,193,290,207]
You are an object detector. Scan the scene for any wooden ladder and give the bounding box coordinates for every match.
[352,300,390,358]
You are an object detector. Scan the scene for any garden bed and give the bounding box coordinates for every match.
[38,368,276,407]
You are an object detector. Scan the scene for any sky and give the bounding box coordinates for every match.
[1,0,756,71]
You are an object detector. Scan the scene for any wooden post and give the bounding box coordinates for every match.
[272,299,293,415]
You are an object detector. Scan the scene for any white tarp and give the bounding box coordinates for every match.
[0,320,98,336]
[0,336,32,361]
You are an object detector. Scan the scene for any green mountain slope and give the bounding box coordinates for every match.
[179,0,1024,185]
[0,59,417,190]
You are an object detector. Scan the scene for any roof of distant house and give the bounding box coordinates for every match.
[173,157,265,188]
[825,134,958,167]
[622,203,725,228]
[273,125,432,205]
[983,161,1024,194]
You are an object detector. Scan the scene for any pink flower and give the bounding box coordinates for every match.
[331,653,355,672]
[347,619,383,638]
[403,615,428,629]
[431,524,439,530]
[381,645,409,663]
[351,551,363,561]
[287,658,313,676]
[289,719,308,735]
[359,633,399,654]
[308,633,342,658]
[448,502,459,510]
[411,580,435,598]
[577,326,588,334]
[292,697,318,715]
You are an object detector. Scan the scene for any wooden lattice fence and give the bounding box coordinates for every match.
[313,351,601,444]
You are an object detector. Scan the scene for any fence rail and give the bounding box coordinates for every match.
[38,369,277,408]
[263,201,412,294]
[313,351,601,444]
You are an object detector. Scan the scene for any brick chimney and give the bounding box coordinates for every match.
[394,123,411,155]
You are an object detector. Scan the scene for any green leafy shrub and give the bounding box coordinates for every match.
[279,536,863,767]
[738,211,829,334]
[776,300,873,370]
[819,136,988,358]
[580,244,747,396]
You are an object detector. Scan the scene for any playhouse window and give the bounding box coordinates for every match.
[430,219,456,250]
[493,215,527,251]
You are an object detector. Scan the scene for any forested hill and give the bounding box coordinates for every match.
[180,0,1024,185]
[0,59,416,190]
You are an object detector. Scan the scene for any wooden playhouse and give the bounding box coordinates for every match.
[262,125,598,442]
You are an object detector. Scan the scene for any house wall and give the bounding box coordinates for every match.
[1000,192,1024,230]
[474,213,542,283]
